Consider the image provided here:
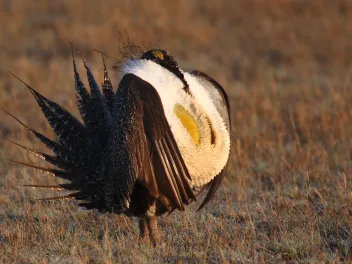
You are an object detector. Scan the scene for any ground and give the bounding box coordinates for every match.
[0,0,352,263]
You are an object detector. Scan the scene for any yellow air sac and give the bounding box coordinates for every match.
[173,104,200,145]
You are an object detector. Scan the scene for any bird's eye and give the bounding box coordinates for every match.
[152,51,164,60]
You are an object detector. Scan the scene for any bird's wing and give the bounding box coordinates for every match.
[191,70,231,130]
[117,74,196,211]
[190,70,231,211]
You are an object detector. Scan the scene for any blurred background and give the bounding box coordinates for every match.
[1,0,352,262]
[0,1,351,140]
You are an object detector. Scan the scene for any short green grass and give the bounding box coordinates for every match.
[1,0,352,263]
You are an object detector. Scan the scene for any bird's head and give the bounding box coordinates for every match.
[140,50,189,90]
[140,49,175,63]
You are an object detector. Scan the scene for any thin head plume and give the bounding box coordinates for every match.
[93,48,119,62]
[140,42,149,52]
[118,28,140,55]
[156,39,164,50]
[112,29,147,70]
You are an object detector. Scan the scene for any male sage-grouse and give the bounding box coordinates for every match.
[7,48,231,244]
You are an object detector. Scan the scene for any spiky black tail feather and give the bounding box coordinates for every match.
[6,51,116,212]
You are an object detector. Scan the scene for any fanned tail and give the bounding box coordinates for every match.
[8,159,73,181]
[6,50,117,211]
[72,47,111,144]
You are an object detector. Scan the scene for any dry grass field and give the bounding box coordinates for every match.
[0,0,352,263]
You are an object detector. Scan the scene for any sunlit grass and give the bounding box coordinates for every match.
[1,0,352,263]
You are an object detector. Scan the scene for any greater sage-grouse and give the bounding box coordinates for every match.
[7,49,231,244]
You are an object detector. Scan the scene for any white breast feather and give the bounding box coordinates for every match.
[122,59,230,186]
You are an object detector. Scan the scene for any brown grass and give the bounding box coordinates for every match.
[1,0,352,263]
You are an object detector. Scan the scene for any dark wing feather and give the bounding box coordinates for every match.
[191,70,231,211]
[103,74,154,212]
[191,70,231,129]
[115,74,196,211]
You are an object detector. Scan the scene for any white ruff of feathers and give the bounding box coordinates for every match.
[122,59,230,186]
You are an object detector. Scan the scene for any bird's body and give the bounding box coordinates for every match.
[8,48,231,244]
[123,59,230,187]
